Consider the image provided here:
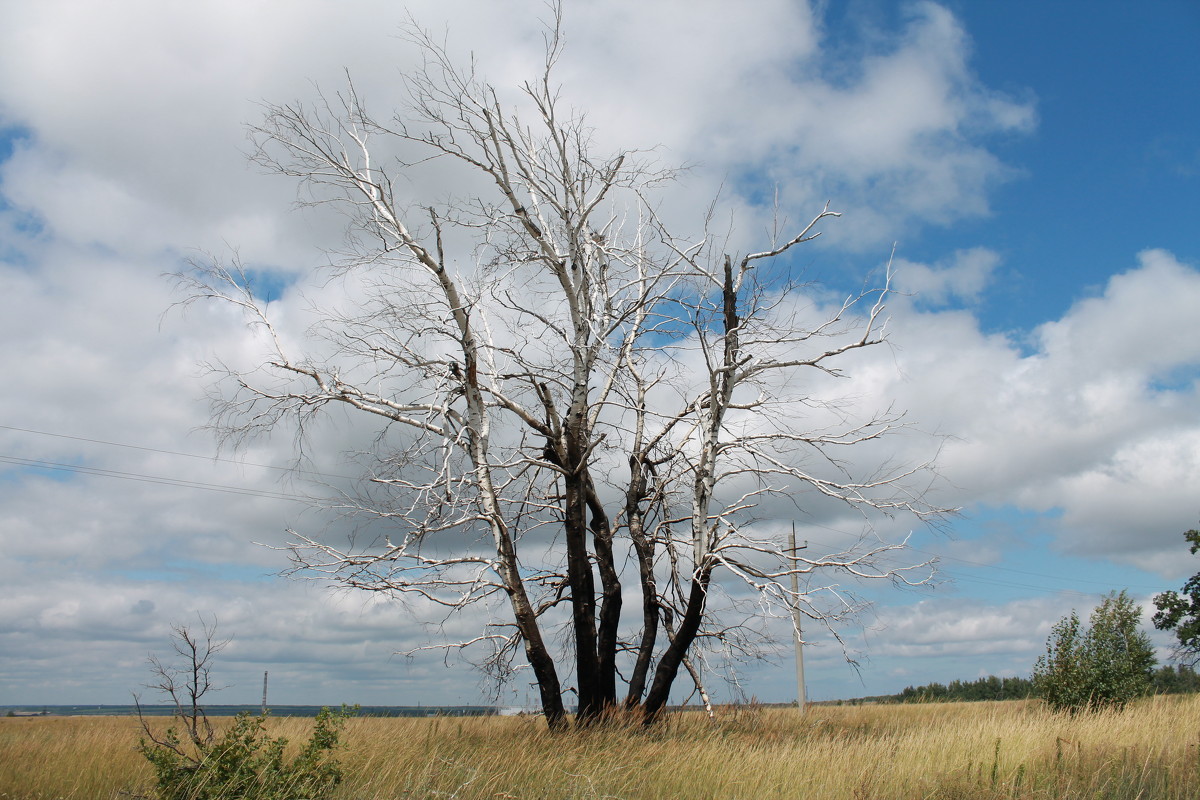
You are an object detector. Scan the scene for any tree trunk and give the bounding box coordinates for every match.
[492,517,568,729]
[624,522,658,707]
[642,571,712,719]
[563,481,599,719]
[623,455,658,707]
[586,474,621,711]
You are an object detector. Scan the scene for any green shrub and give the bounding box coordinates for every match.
[138,706,351,800]
[1033,590,1155,712]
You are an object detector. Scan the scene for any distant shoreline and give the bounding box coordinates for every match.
[2,704,502,718]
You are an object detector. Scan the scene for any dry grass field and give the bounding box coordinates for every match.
[3,695,1199,799]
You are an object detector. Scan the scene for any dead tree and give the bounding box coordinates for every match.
[178,6,949,729]
[135,617,227,754]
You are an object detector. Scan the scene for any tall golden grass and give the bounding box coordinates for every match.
[3,695,1198,799]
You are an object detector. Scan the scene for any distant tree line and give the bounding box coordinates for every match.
[827,676,1033,705]
[896,666,1200,704]
[895,675,1034,703]
[833,664,1200,706]
[1149,664,1200,694]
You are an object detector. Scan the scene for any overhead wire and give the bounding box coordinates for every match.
[0,423,348,502]
[0,423,1170,596]
[0,454,312,503]
[795,519,1123,586]
[0,423,353,481]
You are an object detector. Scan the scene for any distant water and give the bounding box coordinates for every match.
[3,704,500,718]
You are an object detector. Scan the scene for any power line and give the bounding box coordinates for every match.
[795,520,1166,593]
[0,424,1169,596]
[0,454,312,503]
[800,537,1157,598]
[0,423,350,481]
[933,567,1116,600]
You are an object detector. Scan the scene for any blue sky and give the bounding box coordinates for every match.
[1,0,1198,708]
[824,0,1200,334]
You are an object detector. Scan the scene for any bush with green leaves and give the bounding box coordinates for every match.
[135,619,351,800]
[1033,590,1156,712]
[138,706,351,800]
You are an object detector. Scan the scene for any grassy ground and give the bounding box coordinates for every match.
[2,695,1198,799]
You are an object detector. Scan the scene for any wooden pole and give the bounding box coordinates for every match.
[261,671,268,715]
[789,523,807,713]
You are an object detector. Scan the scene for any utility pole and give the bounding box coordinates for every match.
[789,523,807,713]
[261,671,268,715]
